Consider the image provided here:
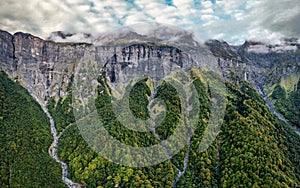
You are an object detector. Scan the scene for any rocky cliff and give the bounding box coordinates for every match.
[0,29,299,127]
[0,30,92,101]
[0,29,215,102]
[205,39,300,92]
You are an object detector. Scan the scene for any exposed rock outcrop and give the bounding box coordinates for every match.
[0,29,214,103]
[205,39,300,93]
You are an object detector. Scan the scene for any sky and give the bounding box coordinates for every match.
[0,0,299,44]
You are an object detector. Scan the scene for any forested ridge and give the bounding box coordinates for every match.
[0,71,66,187]
[219,75,300,187]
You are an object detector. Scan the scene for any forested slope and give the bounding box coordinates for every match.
[49,70,300,187]
[0,71,66,187]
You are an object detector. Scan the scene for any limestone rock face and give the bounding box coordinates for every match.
[0,29,299,105]
[104,44,197,86]
[0,29,213,104]
[0,30,97,101]
[0,30,14,76]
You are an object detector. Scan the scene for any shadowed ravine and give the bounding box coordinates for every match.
[257,87,300,136]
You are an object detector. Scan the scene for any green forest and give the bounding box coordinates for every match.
[0,71,66,187]
[1,68,299,187]
[51,70,300,187]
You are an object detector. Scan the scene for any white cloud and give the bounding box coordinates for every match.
[215,0,239,14]
[201,15,219,21]
[0,0,298,45]
[201,1,213,9]
[173,0,192,9]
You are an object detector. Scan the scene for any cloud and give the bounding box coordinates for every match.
[0,0,298,44]
[250,0,300,38]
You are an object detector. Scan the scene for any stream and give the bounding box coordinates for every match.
[32,95,80,188]
[147,83,191,187]
[257,87,300,136]
[172,130,191,188]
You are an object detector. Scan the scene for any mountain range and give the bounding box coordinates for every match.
[0,27,299,187]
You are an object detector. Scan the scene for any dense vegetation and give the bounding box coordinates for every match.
[2,67,299,187]
[56,73,186,187]
[219,78,300,187]
[270,81,300,127]
[0,71,65,187]
[53,70,300,187]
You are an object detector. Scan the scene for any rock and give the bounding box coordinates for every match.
[0,29,299,107]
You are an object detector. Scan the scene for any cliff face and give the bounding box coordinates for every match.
[0,30,211,103]
[0,30,93,101]
[0,29,299,106]
[0,30,14,76]
[205,39,300,94]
